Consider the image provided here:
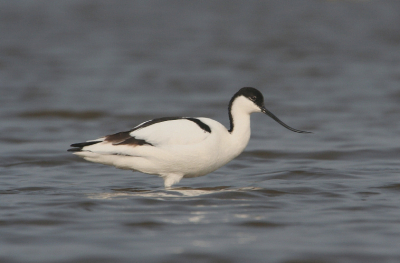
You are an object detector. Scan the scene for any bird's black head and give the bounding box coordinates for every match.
[228,87,311,134]
[232,87,265,109]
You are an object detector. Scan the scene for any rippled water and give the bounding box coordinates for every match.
[1,1,400,262]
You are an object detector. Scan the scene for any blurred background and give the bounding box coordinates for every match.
[1,1,400,263]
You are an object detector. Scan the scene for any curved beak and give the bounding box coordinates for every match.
[261,106,311,134]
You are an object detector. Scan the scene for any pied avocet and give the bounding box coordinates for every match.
[68,87,310,188]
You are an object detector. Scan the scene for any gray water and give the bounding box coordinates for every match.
[1,1,400,262]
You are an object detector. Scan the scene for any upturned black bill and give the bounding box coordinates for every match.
[261,107,311,134]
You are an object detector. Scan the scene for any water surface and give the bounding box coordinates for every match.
[1,1,400,262]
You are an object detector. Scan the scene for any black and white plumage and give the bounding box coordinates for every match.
[69,87,310,188]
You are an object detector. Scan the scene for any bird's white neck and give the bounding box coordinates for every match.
[229,107,251,143]
[227,97,255,153]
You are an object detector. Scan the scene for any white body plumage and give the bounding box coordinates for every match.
[69,88,309,187]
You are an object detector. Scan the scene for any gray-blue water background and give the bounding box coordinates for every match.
[1,1,400,262]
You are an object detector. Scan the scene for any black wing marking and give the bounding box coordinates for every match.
[131,117,211,133]
[104,131,153,146]
[185,118,211,133]
[68,141,101,152]
[113,137,153,146]
[68,130,153,152]
[68,117,211,152]
[104,131,132,144]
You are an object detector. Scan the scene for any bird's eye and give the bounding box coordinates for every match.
[251,96,257,101]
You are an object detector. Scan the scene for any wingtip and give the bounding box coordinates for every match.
[68,141,101,153]
[67,148,81,152]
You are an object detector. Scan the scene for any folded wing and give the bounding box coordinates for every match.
[69,117,212,155]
